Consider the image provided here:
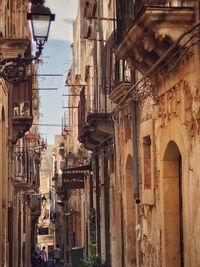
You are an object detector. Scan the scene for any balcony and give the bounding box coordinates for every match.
[78,112,113,151]
[11,78,33,144]
[116,0,135,44]
[110,57,131,103]
[12,145,40,190]
[30,194,41,217]
[110,82,131,104]
[78,88,113,151]
[115,2,195,79]
[83,0,97,20]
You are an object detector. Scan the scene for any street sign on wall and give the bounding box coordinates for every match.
[62,164,91,190]
[38,227,49,235]
[62,173,85,189]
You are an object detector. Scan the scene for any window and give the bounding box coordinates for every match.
[140,119,154,204]
[143,135,151,189]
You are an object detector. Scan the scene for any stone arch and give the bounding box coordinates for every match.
[162,141,184,267]
[123,154,136,267]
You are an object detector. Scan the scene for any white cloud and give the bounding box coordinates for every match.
[45,0,78,42]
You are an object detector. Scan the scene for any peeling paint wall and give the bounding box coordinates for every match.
[138,46,200,267]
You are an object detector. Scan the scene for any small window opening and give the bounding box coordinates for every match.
[143,135,151,189]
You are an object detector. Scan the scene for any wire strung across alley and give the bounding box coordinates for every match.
[32,123,78,127]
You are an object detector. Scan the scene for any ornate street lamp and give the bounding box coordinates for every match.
[27,4,55,57]
[0,3,55,83]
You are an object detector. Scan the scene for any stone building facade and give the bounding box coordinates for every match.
[114,1,200,267]
[0,1,42,266]
[60,1,200,267]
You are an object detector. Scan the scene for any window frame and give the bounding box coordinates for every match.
[140,119,155,204]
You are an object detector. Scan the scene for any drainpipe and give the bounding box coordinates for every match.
[90,172,94,210]
[135,204,141,267]
[131,100,140,202]
[112,121,123,267]
[104,150,110,266]
[64,190,69,265]
[131,100,141,267]
[95,154,101,256]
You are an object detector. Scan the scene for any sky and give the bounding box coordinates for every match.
[37,0,78,144]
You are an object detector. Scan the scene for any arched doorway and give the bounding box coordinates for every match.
[162,141,184,267]
[123,155,136,267]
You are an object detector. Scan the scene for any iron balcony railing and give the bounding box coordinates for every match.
[78,86,86,137]
[101,31,115,95]
[12,77,33,119]
[78,87,113,136]
[103,31,131,91]
[83,0,97,19]
[11,77,33,143]
[30,194,41,215]
[78,32,130,134]
[146,0,195,6]
[12,146,40,186]
[113,58,131,89]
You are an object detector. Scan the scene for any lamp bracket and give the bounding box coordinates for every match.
[0,50,42,83]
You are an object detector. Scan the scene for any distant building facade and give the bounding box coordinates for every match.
[37,146,55,256]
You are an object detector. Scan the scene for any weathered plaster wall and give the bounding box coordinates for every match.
[138,47,200,267]
[111,108,138,267]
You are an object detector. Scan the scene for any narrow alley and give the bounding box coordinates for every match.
[0,1,200,267]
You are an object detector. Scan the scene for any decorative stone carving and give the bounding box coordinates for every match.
[156,79,200,137]
[180,80,200,137]
[182,81,195,136]
[191,82,200,135]
[0,39,30,59]
[158,81,181,128]
[140,97,155,123]
[115,5,194,79]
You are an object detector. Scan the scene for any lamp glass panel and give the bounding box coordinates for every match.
[32,15,51,39]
